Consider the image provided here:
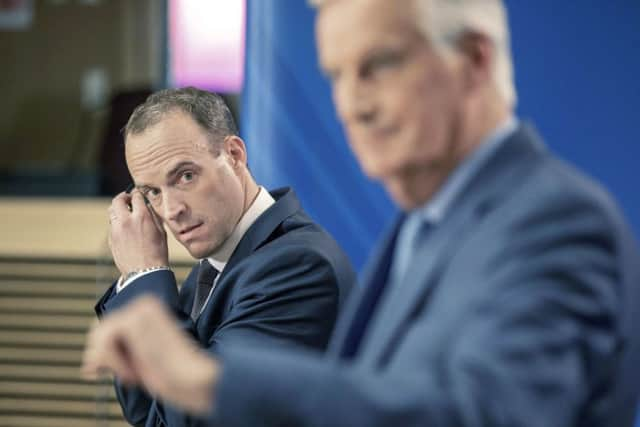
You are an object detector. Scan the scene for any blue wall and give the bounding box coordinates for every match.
[241,1,394,272]
[241,1,640,273]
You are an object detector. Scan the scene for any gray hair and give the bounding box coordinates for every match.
[125,87,239,149]
[311,0,517,108]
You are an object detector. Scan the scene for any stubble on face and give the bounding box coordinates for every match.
[125,111,246,260]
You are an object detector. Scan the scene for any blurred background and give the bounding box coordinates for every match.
[0,0,638,425]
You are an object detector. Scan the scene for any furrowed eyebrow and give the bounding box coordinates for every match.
[133,161,200,190]
[166,161,199,180]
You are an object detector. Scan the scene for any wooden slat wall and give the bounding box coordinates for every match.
[0,198,196,426]
[0,257,193,427]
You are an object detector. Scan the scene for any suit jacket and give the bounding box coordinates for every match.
[213,125,640,427]
[95,188,355,427]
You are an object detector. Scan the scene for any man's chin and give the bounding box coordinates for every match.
[183,242,213,260]
[388,191,421,211]
[384,177,436,211]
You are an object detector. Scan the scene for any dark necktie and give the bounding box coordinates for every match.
[190,260,219,321]
[341,217,433,359]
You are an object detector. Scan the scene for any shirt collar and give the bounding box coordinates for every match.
[418,116,519,224]
[207,186,275,272]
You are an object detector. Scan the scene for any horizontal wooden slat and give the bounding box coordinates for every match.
[0,265,192,291]
[0,261,115,281]
[0,380,113,399]
[0,347,81,364]
[0,364,91,381]
[0,331,86,347]
[0,313,93,331]
[0,297,95,315]
[0,398,122,417]
[0,415,129,427]
[0,281,101,297]
[0,263,192,280]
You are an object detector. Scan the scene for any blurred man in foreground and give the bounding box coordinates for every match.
[84,1,640,426]
[96,87,354,426]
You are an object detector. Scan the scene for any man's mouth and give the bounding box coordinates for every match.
[352,125,399,144]
[179,223,203,239]
[371,125,399,139]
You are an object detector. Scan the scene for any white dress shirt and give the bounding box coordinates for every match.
[116,186,275,294]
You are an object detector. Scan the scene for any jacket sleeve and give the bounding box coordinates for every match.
[95,269,192,426]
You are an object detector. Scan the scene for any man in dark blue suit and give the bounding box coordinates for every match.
[94,87,355,426]
[84,1,640,426]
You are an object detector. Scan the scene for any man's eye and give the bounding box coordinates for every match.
[181,171,194,182]
[363,51,404,77]
[145,188,161,198]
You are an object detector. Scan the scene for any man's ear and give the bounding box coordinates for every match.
[223,135,248,168]
[457,31,495,93]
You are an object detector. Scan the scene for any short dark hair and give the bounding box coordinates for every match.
[124,87,238,149]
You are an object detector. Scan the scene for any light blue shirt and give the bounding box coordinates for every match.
[389,117,519,288]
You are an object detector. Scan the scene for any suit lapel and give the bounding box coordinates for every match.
[217,187,300,284]
[353,124,547,367]
[190,187,300,332]
[357,204,481,366]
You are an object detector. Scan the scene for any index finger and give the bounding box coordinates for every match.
[110,192,133,217]
[130,190,152,217]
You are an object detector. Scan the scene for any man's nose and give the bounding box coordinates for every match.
[163,191,186,222]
